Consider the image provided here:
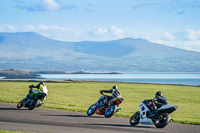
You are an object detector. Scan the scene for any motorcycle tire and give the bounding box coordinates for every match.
[28,99,37,110]
[154,113,170,128]
[17,102,23,109]
[130,111,140,126]
[87,104,96,116]
[104,105,116,118]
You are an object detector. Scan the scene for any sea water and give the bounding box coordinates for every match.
[40,72,200,86]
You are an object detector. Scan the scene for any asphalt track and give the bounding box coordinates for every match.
[0,102,200,133]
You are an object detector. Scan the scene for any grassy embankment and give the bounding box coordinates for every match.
[0,81,199,125]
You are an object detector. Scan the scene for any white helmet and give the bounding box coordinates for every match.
[112,86,118,90]
[112,86,121,98]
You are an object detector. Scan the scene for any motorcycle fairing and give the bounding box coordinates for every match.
[96,107,105,115]
[157,105,178,114]
[139,102,154,125]
[109,98,124,106]
[35,92,46,99]
[93,96,123,116]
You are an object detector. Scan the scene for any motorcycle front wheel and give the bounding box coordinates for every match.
[17,101,23,109]
[104,105,115,118]
[130,111,140,126]
[154,113,170,128]
[87,104,96,116]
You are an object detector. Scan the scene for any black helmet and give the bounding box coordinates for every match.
[38,81,45,85]
[112,85,118,90]
[155,91,162,97]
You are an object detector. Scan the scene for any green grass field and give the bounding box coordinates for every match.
[0,81,200,125]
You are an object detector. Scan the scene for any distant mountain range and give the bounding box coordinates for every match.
[0,32,200,72]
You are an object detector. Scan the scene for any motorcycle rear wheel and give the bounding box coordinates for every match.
[28,99,37,110]
[130,111,140,126]
[87,104,96,116]
[154,113,170,128]
[104,105,115,118]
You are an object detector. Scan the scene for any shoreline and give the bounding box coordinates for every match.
[0,79,199,87]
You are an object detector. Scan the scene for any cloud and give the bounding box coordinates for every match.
[185,29,200,40]
[155,40,200,52]
[0,24,94,41]
[163,32,176,40]
[41,0,61,11]
[93,28,107,35]
[22,25,35,31]
[13,25,66,32]
[132,0,200,14]
[109,26,125,37]
[150,29,200,52]
[0,24,126,42]
[16,0,76,11]
[0,25,16,32]
[91,26,125,40]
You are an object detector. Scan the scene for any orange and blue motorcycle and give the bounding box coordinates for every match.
[87,94,124,118]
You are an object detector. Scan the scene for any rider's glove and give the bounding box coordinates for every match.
[100,90,104,94]
[29,85,34,89]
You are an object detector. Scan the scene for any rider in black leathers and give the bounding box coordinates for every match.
[149,91,168,118]
[153,91,168,109]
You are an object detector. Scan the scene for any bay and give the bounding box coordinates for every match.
[40,73,200,86]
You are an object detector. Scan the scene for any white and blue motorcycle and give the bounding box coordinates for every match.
[130,99,178,128]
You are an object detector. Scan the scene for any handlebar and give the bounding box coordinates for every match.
[100,91,109,99]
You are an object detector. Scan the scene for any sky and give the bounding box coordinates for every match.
[0,0,200,52]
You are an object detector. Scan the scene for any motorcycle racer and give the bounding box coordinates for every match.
[87,85,124,117]
[98,86,122,111]
[148,91,168,118]
[27,81,48,103]
[153,91,168,108]
[17,81,48,110]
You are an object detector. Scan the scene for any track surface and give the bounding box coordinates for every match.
[0,102,199,133]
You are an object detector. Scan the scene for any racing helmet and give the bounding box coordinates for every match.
[38,81,45,85]
[155,91,163,97]
[112,86,121,98]
[112,85,118,90]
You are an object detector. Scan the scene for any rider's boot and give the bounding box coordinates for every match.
[116,108,121,112]
[103,99,108,106]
